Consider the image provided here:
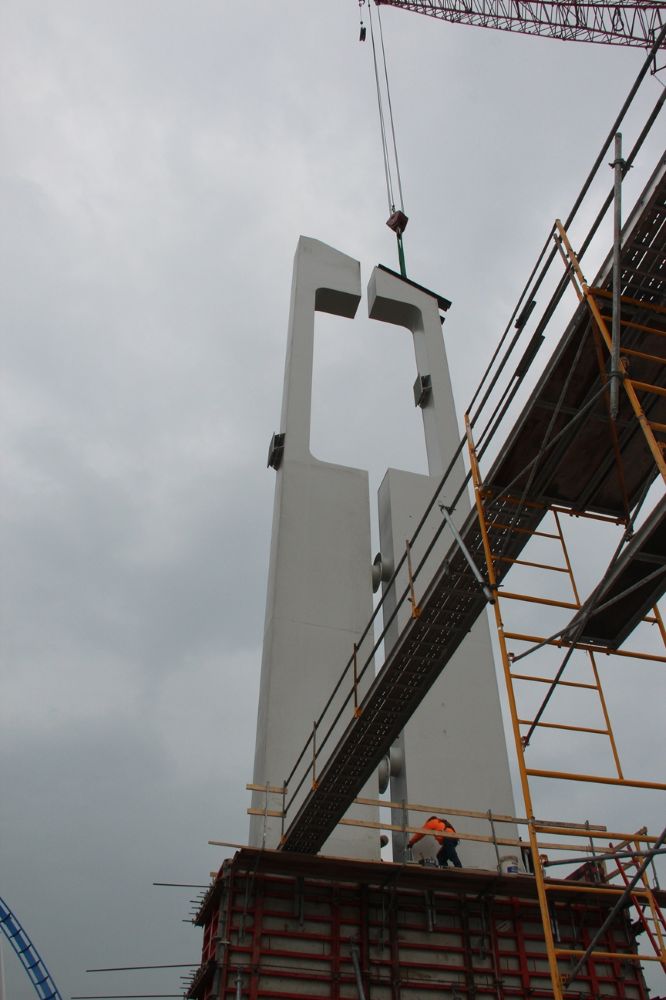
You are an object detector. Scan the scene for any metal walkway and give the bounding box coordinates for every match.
[280,155,666,856]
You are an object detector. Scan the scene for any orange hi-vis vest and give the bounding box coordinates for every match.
[408,816,456,848]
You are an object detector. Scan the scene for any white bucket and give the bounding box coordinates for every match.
[499,855,520,874]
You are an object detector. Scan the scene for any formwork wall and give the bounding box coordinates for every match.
[190,851,648,1000]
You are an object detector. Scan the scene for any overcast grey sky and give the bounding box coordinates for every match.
[1,3,664,999]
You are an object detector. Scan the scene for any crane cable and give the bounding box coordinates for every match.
[365,1,409,275]
[368,1,394,215]
[377,3,405,212]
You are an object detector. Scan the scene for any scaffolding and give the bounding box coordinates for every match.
[466,444,665,995]
[243,30,666,997]
[458,140,666,991]
[276,125,666,857]
[189,848,664,1000]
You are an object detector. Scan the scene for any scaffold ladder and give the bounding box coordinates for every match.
[465,415,666,1000]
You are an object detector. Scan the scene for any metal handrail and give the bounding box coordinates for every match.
[279,31,666,836]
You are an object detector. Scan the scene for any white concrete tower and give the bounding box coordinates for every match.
[250,237,379,858]
[251,238,516,867]
[368,265,518,868]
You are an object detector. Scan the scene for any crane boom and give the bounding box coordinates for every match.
[375,1,665,47]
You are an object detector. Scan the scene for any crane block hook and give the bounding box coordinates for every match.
[358,0,367,41]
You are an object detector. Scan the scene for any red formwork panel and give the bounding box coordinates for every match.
[188,850,655,1000]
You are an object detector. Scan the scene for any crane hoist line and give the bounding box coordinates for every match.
[363,1,663,279]
[374,0,666,49]
[363,0,410,278]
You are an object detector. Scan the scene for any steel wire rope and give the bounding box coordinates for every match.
[368,0,395,214]
[376,2,405,211]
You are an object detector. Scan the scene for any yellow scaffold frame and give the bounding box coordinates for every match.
[465,215,666,996]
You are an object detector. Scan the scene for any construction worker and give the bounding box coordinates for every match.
[408,815,462,868]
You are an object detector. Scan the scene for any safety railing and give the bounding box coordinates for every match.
[275,27,666,855]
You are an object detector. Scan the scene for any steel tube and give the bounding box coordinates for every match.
[350,944,367,1000]
[611,132,623,419]
[565,825,666,987]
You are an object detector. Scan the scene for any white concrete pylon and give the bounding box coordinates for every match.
[250,237,379,858]
[368,265,460,477]
[251,240,517,867]
[368,265,518,869]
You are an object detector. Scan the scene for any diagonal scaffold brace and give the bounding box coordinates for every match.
[438,502,496,603]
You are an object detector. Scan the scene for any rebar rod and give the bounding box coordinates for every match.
[86,966,198,973]
[152,883,208,888]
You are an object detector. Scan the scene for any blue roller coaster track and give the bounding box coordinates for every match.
[0,895,62,1000]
